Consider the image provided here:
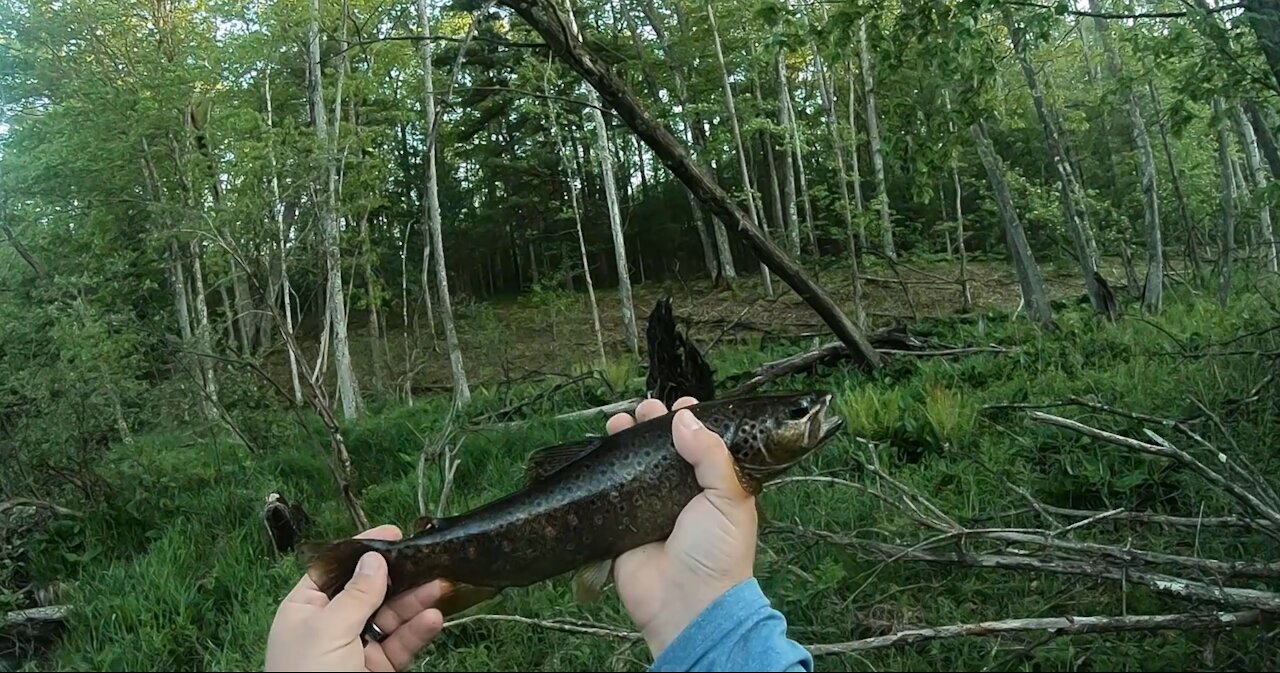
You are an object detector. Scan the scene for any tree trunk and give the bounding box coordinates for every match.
[499,0,882,368]
[859,18,894,258]
[753,77,787,250]
[417,0,471,405]
[265,69,303,404]
[847,68,867,251]
[943,90,973,309]
[972,120,1055,330]
[1244,100,1280,180]
[189,240,219,418]
[310,0,361,420]
[1215,97,1238,307]
[815,50,865,326]
[1007,11,1103,312]
[707,1,773,296]
[780,59,815,257]
[773,56,803,257]
[1243,0,1280,95]
[590,98,641,357]
[1237,106,1279,272]
[1149,79,1199,281]
[1091,2,1163,313]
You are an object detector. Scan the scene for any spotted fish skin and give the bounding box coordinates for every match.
[301,392,844,609]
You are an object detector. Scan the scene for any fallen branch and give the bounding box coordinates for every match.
[485,397,642,429]
[1032,505,1273,530]
[786,526,1280,612]
[0,498,82,518]
[3,605,69,629]
[444,613,641,641]
[497,0,884,369]
[806,610,1266,655]
[1027,411,1280,536]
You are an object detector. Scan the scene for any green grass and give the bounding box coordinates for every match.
[11,277,1280,672]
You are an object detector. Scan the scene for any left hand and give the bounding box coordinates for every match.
[265,524,446,672]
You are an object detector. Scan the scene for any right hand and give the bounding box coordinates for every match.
[607,397,758,658]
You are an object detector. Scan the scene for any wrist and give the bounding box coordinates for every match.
[642,574,749,657]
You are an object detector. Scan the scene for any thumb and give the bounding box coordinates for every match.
[322,551,389,638]
[672,409,752,506]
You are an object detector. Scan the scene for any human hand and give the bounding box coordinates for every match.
[607,397,758,658]
[265,524,445,672]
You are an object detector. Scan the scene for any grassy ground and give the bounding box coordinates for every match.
[9,258,1280,671]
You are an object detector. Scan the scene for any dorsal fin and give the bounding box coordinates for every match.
[524,437,602,485]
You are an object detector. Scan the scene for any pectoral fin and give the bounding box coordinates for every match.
[572,559,613,605]
[413,515,436,534]
[434,580,502,617]
[733,461,764,497]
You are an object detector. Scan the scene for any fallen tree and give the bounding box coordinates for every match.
[493,0,883,370]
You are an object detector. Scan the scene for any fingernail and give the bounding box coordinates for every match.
[356,552,378,576]
[678,409,703,431]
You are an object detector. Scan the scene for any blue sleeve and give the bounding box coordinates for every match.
[649,578,813,672]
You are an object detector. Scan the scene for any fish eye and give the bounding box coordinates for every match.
[787,404,809,421]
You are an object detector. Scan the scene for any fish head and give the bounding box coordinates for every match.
[705,392,844,482]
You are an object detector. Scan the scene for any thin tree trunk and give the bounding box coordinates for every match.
[1237,106,1279,271]
[1149,79,1199,282]
[545,67,607,368]
[590,98,640,357]
[310,0,361,419]
[943,90,973,309]
[815,50,865,326]
[753,77,786,243]
[1244,100,1280,180]
[265,69,303,404]
[1091,2,1163,313]
[859,18,894,259]
[417,0,471,405]
[972,120,1055,330]
[774,58,800,256]
[1215,97,1238,307]
[707,1,773,296]
[189,240,219,418]
[847,68,867,251]
[1007,11,1103,312]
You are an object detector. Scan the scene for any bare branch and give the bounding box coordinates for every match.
[807,609,1265,655]
[999,0,1243,18]
[1027,411,1280,536]
[3,605,69,629]
[787,525,1280,612]
[444,613,641,641]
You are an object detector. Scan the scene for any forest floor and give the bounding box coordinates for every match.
[7,255,1280,672]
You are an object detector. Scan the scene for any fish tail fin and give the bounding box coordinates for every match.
[298,537,388,599]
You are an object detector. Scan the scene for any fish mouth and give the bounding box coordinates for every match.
[805,393,845,447]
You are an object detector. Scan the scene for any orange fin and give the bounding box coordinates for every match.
[435,580,503,617]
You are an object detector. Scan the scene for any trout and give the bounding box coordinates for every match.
[300,392,844,615]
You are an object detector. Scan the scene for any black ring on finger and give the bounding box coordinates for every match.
[361,618,389,645]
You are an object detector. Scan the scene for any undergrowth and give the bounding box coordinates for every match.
[10,280,1280,672]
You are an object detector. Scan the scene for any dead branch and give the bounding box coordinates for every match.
[485,397,642,429]
[0,498,81,518]
[785,525,1280,612]
[1027,411,1280,535]
[3,605,68,629]
[444,613,641,641]
[497,0,883,368]
[806,609,1265,655]
[1033,504,1273,530]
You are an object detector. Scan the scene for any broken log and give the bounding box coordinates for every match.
[496,0,883,370]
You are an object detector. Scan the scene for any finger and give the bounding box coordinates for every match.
[356,524,403,542]
[672,396,699,411]
[371,579,445,634]
[282,570,329,608]
[377,608,445,671]
[606,412,635,436]
[634,398,669,423]
[672,409,750,503]
[322,551,390,637]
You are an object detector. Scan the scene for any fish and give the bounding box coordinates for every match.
[299,391,845,617]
